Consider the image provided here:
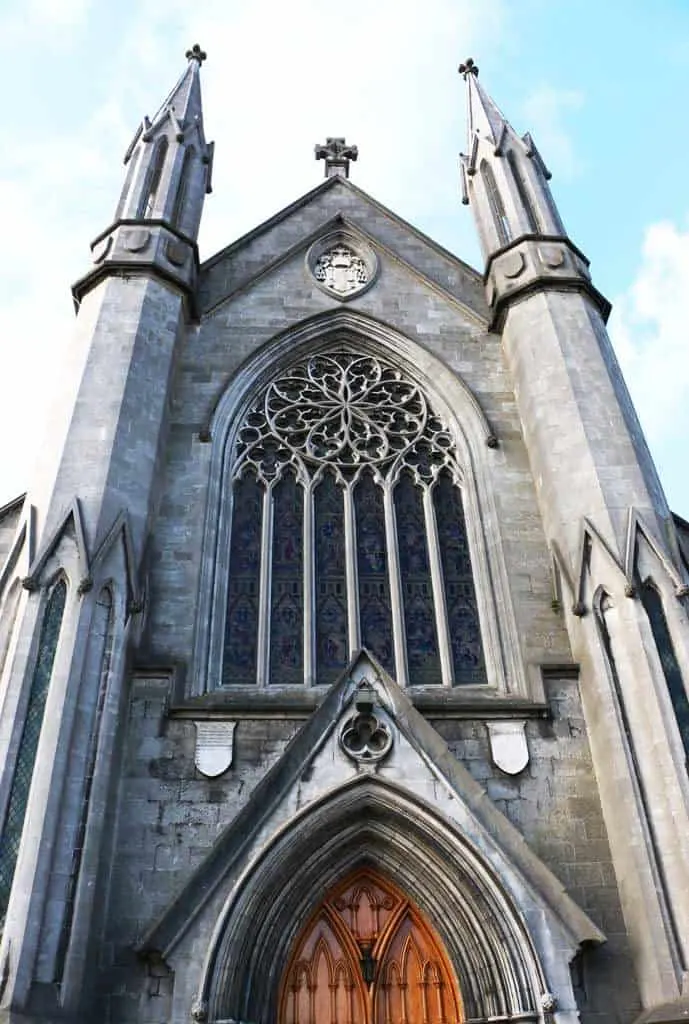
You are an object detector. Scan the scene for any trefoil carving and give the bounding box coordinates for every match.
[340,681,392,765]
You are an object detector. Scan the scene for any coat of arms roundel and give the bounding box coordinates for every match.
[307,231,378,301]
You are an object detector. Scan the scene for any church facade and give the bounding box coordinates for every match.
[0,45,689,1024]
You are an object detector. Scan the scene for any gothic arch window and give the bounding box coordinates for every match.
[172,146,194,229]
[480,159,510,246]
[0,578,67,924]
[222,350,486,688]
[639,580,689,760]
[138,136,169,219]
[506,151,540,234]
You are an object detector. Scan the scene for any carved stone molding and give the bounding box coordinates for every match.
[307,231,378,301]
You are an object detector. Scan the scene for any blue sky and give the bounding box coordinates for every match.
[1,0,688,517]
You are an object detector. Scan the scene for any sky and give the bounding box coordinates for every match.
[1,0,689,517]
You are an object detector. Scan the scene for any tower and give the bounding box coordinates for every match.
[460,57,689,1009]
[0,45,687,1024]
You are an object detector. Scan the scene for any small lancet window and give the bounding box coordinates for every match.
[138,136,169,219]
[480,159,510,246]
[0,579,67,924]
[172,146,194,230]
[221,352,486,690]
[506,150,540,234]
[640,581,689,761]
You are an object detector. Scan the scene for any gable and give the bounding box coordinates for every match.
[139,653,602,1021]
[198,177,489,320]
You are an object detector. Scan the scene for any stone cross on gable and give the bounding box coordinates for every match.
[315,137,358,179]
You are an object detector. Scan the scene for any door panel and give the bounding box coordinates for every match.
[279,869,462,1024]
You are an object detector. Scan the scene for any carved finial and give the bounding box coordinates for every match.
[458,57,479,79]
[185,43,207,65]
[315,137,358,179]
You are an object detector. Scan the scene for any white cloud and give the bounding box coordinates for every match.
[609,218,689,513]
[521,85,584,180]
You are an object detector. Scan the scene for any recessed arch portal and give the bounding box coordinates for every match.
[199,781,549,1024]
[279,867,463,1024]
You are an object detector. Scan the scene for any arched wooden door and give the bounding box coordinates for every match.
[279,868,463,1024]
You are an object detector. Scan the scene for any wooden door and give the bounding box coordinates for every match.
[279,868,462,1024]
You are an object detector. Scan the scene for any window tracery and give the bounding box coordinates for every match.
[222,351,486,687]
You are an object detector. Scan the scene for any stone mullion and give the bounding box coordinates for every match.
[303,481,315,686]
[344,481,361,658]
[422,485,454,687]
[384,482,409,686]
[256,481,275,686]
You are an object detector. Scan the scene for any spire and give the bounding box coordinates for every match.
[143,43,207,146]
[73,46,215,315]
[457,58,601,328]
[459,57,508,150]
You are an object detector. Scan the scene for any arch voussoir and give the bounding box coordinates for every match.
[202,780,546,1024]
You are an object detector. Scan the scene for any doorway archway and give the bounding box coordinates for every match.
[279,868,463,1024]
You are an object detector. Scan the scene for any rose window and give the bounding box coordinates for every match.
[223,350,486,688]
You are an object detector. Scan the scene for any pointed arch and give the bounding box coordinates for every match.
[193,780,558,1024]
[0,577,67,924]
[172,145,195,230]
[480,160,510,246]
[138,136,169,219]
[192,310,527,701]
[506,150,540,234]
[54,585,116,981]
[638,579,689,761]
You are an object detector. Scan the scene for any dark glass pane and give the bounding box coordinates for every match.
[223,475,262,684]
[355,473,394,674]
[434,473,486,685]
[0,580,67,925]
[270,474,304,685]
[394,474,440,685]
[641,583,689,759]
[315,473,348,684]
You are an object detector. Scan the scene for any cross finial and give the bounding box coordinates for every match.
[185,43,207,65]
[315,137,358,179]
[458,57,479,79]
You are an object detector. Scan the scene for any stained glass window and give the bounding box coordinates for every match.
[434,473,485,685]
[222,351,487,689]
[315,473,348,685]
[223,475,262,684]
[395,473,440,685]
[355,472,393,673]
[0,579,67,925]
[270,474,304,685]
[640,582,689,760]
